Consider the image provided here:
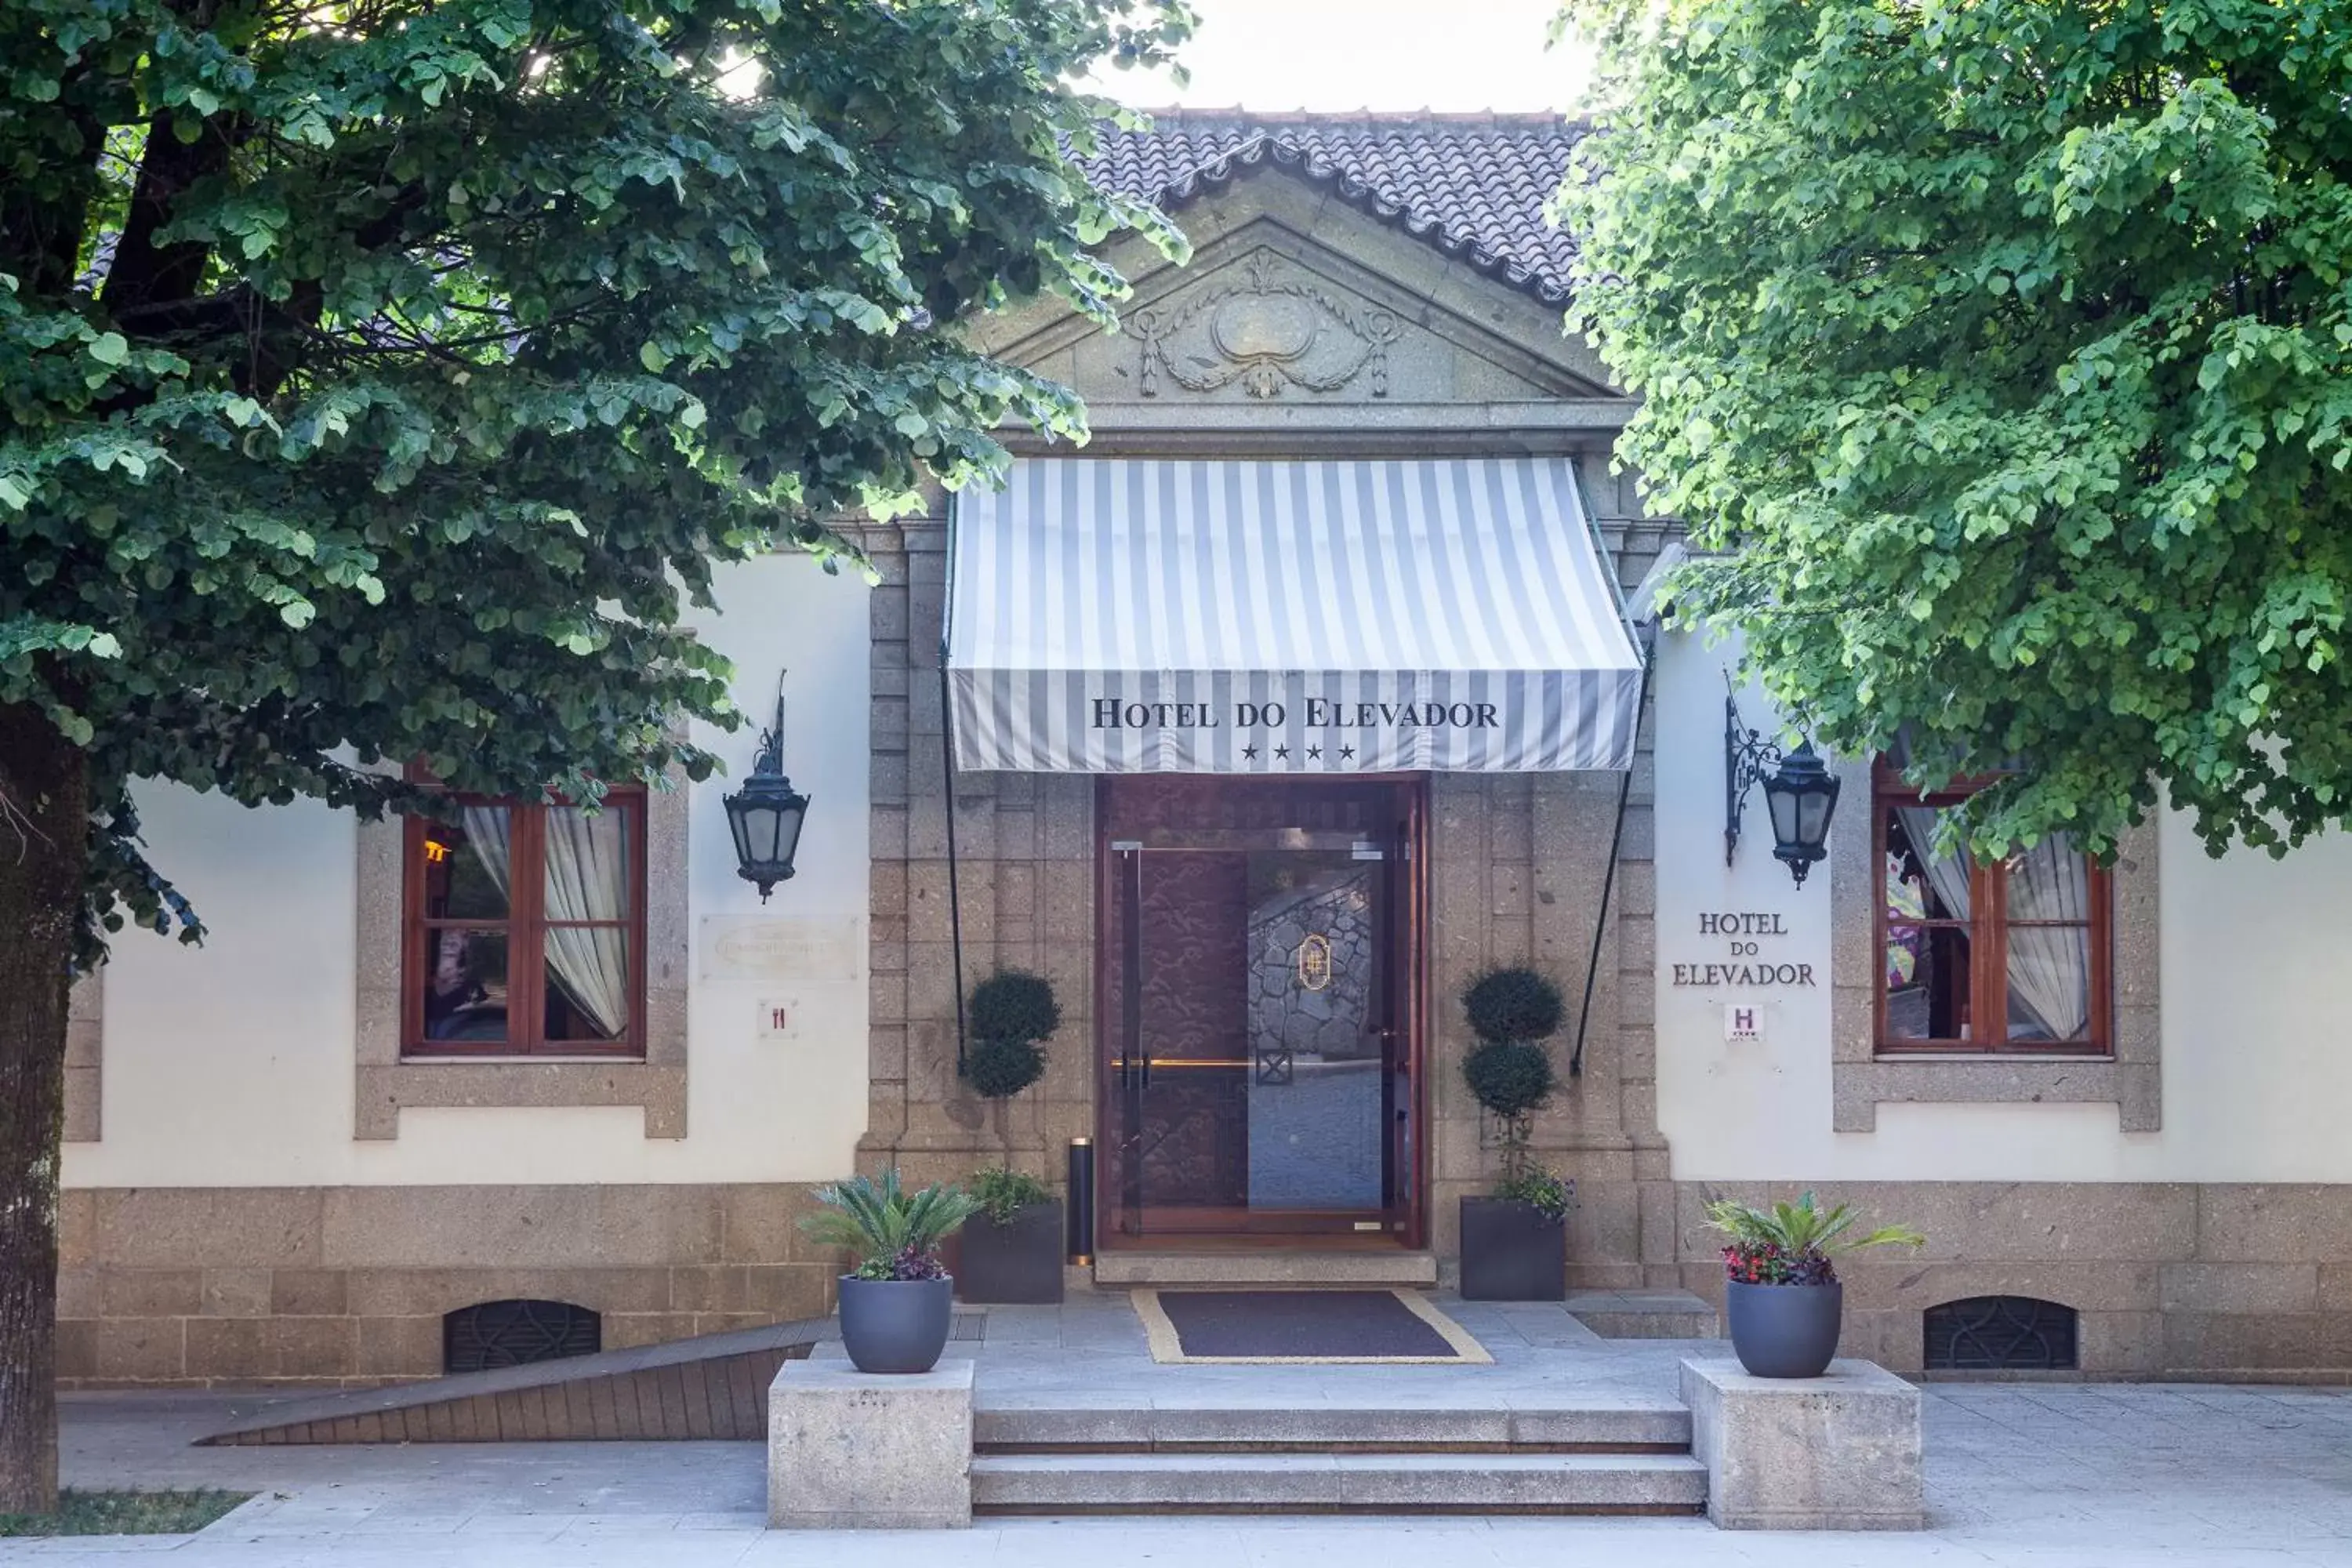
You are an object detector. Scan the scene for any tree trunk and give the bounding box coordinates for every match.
[0,702,87,1516]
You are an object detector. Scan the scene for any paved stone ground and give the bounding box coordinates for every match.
[12,1296,2352,1564]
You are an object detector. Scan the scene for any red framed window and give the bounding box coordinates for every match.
[1873,760,2111,1056]
[402,791,648,1058]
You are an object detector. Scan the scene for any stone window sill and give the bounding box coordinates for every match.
[397,1053,650,1065]
[356,1058,684,1140]
[1871,1051,2117,1064]
[1833,1057,2158,1134]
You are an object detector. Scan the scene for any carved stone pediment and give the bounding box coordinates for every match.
[1133,251,1401,400]
[987,201,1628,424]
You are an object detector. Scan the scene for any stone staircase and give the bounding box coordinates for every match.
[967,1396,1708,1515]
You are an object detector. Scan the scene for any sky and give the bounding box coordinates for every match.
[1087,0,1595,115]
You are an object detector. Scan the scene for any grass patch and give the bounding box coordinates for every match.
[0,1489,251,1537]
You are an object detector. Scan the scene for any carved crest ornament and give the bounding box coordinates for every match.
[1133,251,1403,399]
[1296,932,1334,992]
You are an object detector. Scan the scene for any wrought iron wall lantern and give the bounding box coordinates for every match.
[1725,689,1840,887]
[724,675,811,902]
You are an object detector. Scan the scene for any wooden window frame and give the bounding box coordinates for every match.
[400,789,649,1060]
[1871,759,2111,1058]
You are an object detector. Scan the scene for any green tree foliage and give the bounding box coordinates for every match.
[1461,965,1563,1044]
[964,1034,1046,1098]
[962,967,1057,1098]
[1461,1038,1555,1121]
[1557,0,2352,859]
[0,0,1190,1510]
[5,0,1191,942]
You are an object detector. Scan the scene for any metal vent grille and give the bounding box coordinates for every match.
[444,1299,602,1374]
[1923,1295,2078,1371]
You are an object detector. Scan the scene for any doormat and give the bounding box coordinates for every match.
[1133,1289,1492,1365]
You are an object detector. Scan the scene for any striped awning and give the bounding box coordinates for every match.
[945,458,1642,774]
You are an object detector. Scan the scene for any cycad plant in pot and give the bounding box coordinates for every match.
[800,1170,982,1374]
[1458,967,1575,1301]
[956,1167,1064,1305]
[1705,1192,1925,1378]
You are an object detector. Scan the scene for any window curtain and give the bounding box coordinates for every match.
[460,805,514,902]
[1896,807,1973,924]
[1896,806,2088,1043]
[541,808,631,1039]
[2004,837,2091,1042]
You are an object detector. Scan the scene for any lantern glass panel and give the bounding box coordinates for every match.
[769,799,808,869]
[724,800,763,863]
[1796,782,1838,845]
[1765,780,1802,848]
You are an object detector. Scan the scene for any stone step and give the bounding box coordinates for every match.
[1564,1290,1720,1339]
[970,1450,1709,1515]
[1092,1250,1439,1288]
[975,1395,1691,1453]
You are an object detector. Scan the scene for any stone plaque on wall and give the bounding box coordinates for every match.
[699,915,861,983]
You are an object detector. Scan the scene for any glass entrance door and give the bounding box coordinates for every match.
[1098,779,1424,1244]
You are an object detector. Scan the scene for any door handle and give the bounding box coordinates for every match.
[1120,846,1144,1097]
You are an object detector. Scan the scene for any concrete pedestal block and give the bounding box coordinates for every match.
[768,1357,974,1530]
[1679,1356,1924,1530]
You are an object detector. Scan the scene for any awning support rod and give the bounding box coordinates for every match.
[1570,622,1657,1080]
[939,505,971,1079]
[941,661,969,1078]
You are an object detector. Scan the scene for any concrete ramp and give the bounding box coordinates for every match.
[196,1316,846,1445]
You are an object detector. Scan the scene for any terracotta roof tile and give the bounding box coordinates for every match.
[1079,110,1588,303]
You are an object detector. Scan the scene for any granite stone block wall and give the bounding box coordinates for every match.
[56,1185,840,1388]
[856,506,1097,1192]
[1671,1181,2352,1381]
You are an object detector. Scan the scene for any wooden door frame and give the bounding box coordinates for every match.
[1091,773,1431,1251]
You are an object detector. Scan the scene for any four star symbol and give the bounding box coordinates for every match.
[1243,737,1364,764]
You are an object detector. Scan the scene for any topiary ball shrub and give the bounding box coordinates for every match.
[1463,966,1564,1044]
[969,971,1062,1047]
[1463,1039,1556,1120]
[964,1035,1047,1100]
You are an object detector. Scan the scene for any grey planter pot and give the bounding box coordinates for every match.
[1458,1196,1566,1301]
[1725,1279,1842,1377]
[955,1201,1065,1305]
[837,1275,954,1374]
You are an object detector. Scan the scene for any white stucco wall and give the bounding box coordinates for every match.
[77,575,2352,1190]
[1653,627,2352,1184]
[62,551,872,1188]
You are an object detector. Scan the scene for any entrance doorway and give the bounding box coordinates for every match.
[1096,777,1427,1248]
